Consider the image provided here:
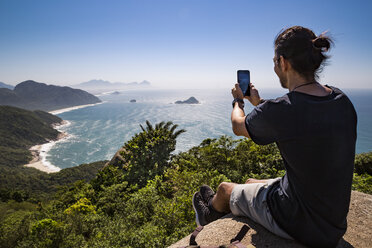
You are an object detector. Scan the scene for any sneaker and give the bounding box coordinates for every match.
[192,191,209,226]
[192,191,226,226]
[200,185,215,204]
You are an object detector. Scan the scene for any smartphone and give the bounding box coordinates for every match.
[237,70,251,96]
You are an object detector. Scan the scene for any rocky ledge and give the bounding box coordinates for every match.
[169,191,372,248]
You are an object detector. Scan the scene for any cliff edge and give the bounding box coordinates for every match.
[169,191,371,248]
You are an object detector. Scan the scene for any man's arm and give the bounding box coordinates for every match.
[231,83,263,138]
[231,102,250,138]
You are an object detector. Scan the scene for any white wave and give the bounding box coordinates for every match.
[39,141,62,172]
[53,120,72,131]
[38,121,76,172]
[87,148,100,156]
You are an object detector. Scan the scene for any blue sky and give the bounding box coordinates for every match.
[0,0,371,89]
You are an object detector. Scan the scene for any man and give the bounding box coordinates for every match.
[192,26,357,247]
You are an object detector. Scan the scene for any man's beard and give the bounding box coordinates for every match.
[279,74,288,89]
[275,64,288,89]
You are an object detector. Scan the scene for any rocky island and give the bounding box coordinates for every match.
[175,96,200,104]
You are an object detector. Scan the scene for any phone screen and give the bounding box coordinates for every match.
[237,70,250,96]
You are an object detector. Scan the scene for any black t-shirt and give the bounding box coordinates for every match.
[245,86,357,248]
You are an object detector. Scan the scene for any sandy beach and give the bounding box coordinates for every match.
[24,102,104,173]
[49,102,103,115]
[25,144,60,173]
[24,121,69,173]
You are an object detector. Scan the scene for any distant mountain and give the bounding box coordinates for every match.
[77,79,112,88]
[73,79,151,93]
[0,82,14,90]
[0,80,101,111]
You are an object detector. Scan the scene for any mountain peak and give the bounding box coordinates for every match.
[16,79,44,85]
[80,79,112,86]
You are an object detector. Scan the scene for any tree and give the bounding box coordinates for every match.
[114,121,185,187]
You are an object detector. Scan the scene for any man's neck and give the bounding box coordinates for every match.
[285,72,332,97]
[287,73,315,92]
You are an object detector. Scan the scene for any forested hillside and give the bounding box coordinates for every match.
[0,106,61,167]
[0,106,106,200]
[0,121,370,248]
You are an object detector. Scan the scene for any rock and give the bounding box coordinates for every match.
[111,91,120,95]
[169,191,372,248]
[175,97,199,104]
[104,147,127,168]
[130,99,136,103]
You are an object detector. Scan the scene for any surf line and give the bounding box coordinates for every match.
[24,120,72,173]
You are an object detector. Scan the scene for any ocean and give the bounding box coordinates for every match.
[46,88,372,170]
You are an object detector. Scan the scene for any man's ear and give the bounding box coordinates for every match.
[280,55,289,72]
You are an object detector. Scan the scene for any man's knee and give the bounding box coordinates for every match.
[217,182,235,198]
[245,178,270,184]
[245,178,257,184]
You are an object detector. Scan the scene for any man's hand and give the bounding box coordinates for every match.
[232,83,263,106]
[231,83,244,99]
[246,83,262,106]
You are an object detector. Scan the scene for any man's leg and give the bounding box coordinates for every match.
[211,178,270,213]
[193,178,271,226]
[227,177,293,239]
[211,182,236,213]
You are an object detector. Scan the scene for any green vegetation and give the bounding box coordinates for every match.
[120,120,186,187]
[0,111,370,247]
[1,120,370,248]
[352,151,372,194]
[0,105,61,166]
[0,161,107,202]
[0,106,106,201]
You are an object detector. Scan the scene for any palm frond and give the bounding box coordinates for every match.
[158,121,165,129]
[170,124,179,133]
[173,129,186,138]
[146,120,153,131]
[164,121,173,130]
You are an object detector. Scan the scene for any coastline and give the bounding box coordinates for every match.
[49,102,103,115]
[24,121,71,173]
[26,102,104,173]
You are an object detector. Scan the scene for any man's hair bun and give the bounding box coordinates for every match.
[274,26,334,79]
[312,36,331,51]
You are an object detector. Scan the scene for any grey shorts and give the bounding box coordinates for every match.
[229,178,293,240]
